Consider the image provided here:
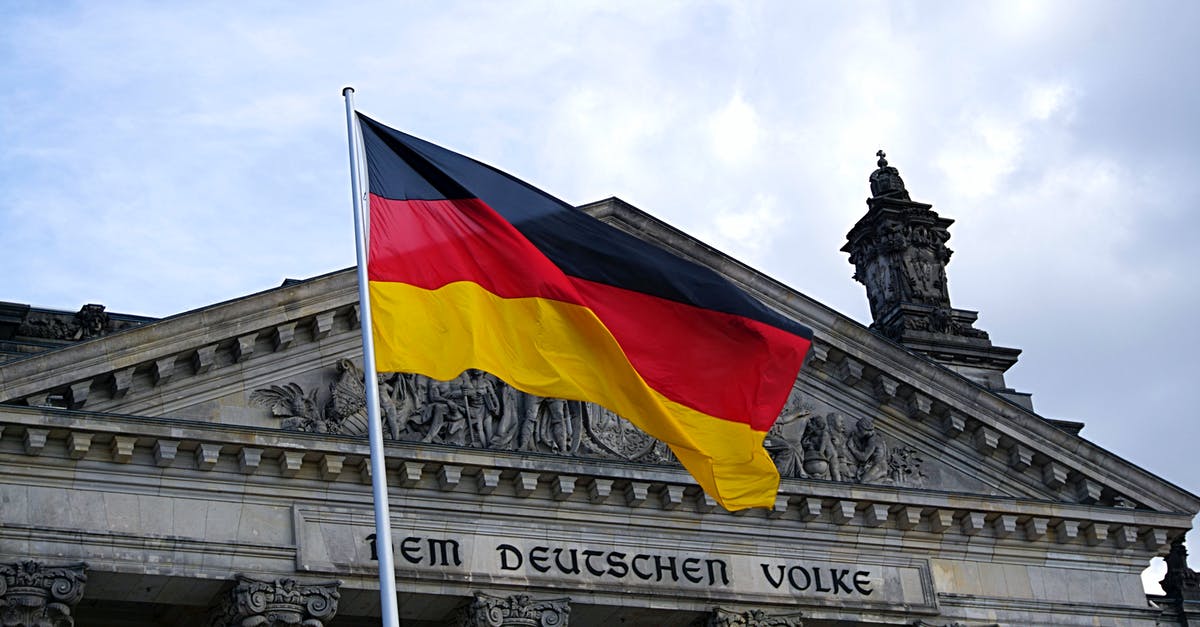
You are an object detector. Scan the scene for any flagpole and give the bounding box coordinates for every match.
[342,86,402,627]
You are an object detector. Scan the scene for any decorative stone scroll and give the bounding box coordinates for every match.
[0,559,88,627]
[208,574,340,627]
[700,607,804,627]
[460,591,569,627]
[255,363,928,488]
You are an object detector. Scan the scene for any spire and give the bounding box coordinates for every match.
[842,151,1028,406]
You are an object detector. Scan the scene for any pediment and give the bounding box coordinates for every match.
[1,201,1195,519]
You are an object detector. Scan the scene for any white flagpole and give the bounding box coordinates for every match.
[342,86,402,627]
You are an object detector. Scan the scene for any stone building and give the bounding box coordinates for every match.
[1,156,1197,626]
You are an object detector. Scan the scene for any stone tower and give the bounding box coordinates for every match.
[842,151,1030,408]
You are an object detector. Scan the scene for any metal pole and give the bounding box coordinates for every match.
[342,86,401,627]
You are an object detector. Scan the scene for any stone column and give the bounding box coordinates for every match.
[460,591,570,626]
[699,608,804,627]
[0,559,88,627]
[208,574,341,627]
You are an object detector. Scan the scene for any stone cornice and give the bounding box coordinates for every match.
[0,270,358,406]
[0,405,1187,566]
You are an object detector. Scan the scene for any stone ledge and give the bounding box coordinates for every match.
[0,406,1188,558]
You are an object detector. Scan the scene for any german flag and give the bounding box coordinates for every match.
[358,114,813,510]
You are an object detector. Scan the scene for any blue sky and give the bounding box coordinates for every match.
[2,0,1198,591]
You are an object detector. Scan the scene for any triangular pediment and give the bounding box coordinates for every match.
[1,199,1196,520]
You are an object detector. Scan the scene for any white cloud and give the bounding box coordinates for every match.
[708,90,761,166]
[1026,82,1075,121]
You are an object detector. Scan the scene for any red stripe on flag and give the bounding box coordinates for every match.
[368,195,579,303]
[569,277,809,431]
[367,195,808,427]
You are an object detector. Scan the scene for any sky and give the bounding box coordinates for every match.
[1,0,1197,594]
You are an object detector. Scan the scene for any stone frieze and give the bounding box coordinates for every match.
[253,361,925,488]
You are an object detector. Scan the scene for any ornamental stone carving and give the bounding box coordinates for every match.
[15,304,137,341]
[460,591,569,627]
[255,366,672,465]
[764,407,925,487]
[257,364,938,487]
[843,152,1024,394]
[208,574,340,627]
[699,607,804,627]
[1161,536,1200,601]
[0,560,88,627]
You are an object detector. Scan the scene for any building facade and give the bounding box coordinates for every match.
[1,158,1197,626]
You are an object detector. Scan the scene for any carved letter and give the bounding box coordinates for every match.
[854,570,873,595]
[606,552,629,578]
[761,564,785,589]
[814,567,831,592]
[496,544,523,571]
[631,554,654,580]
[552,548,580,575]
[427,538,461,567]
[681,557,703,584]
[787,566,812,591]
[399,537,422,565]
[583,550,605,577]
[706,559,730,586]
[654,555,679,582]
[831,568,853,594]
[529,546,551,573]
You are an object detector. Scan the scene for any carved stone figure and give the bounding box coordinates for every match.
[461,369,501,448]
[461,591,569,627]
[827,412,855,482]
[424,375,469,445]
[377,373,402,440]
[847,417,889,484]
[208,574,341,627]
[0,560,88,627]
[800,414,840,480]
[764,402,810,479]
[73,304,110,339]
[489,383,523,450]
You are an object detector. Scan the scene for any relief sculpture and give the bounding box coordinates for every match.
[255,363,921,485]
[765,408,925,488]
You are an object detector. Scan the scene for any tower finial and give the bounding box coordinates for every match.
[869,150,908,200]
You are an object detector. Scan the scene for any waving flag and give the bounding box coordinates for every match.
[358,113,812,510]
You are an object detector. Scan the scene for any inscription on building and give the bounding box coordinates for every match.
[318,510,928,611]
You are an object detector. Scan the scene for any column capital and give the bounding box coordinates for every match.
[463,591,570,626]
[209,574,341,627]
[0,559,88,627]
